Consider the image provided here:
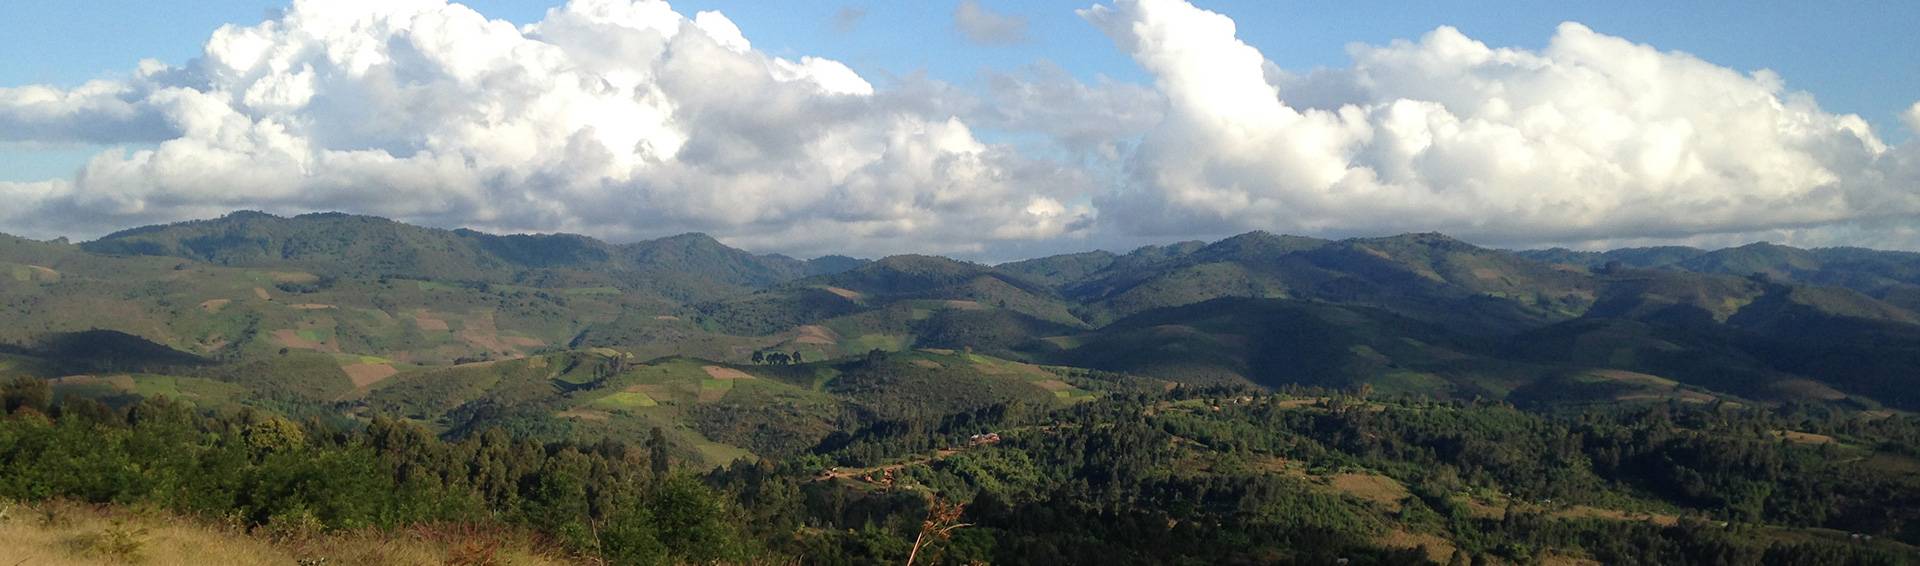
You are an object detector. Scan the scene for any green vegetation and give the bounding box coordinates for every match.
[9,213,1920,562]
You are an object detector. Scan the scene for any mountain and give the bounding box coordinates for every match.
[12,211,1920,414]
[8,212,1920,563]
[80,211,865,303]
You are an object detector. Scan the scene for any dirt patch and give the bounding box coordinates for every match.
[703,365,756,380]
[1469,267,1503,281]
[653,315,681,321]
[271,329,336,352]
[290,303,336,310]
[412,309,450,332]
[911,359,944,369]
[793,325,838,345]
[1033,379,1074,391]
[1327,473,1410,510]
[1771,430,1836,445]
[920,348,956,355]
[199,299,231,313]
[942,300,985,310]
[342,363,398,388]
[253,287,272,300]
[556,408,612,421]
[457,311,527,354]
[26,265,60,281]
[822,286,864,301]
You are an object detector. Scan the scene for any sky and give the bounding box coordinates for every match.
[2,0,1918,260]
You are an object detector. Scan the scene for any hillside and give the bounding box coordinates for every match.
[8,212,1920,563]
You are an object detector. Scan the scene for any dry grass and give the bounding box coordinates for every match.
[1770,430,1836,445]
[821,286,864,301]
[1376,529,1455,562]
[0,501,568,566]
[701,365,756,380]
[1552,505,1679,526]
[1325,473,1410,510]
[342,363,399,388]
[791,325,838,345]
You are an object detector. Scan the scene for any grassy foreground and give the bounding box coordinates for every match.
[0,500,564,566]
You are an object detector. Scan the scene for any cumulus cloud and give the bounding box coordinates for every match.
[6,0,1919,258]
[0,0,1091,257]
[1080,0,1920,247]
[954,0,1028,45]
[973,62,1164,159]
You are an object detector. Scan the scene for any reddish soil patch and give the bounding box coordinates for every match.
[253,287,272,300]
[270,329,336,352]
[503,336,545,348]
[702,365,756,380]
[198,299,231,313]
[412,309,449,332]
[289,303,336,310]
[342,363,398,388]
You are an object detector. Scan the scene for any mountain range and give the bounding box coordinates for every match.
[7,210,1920,563]
[7,210,1920,421]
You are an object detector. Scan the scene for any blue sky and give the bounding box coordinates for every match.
[2,0,1917,256]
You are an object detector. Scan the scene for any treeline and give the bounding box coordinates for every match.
[6,373,1919,564]
[0,377,746,564]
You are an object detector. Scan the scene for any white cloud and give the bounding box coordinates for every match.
[5,0,1919,259]
[1905,102,1920,135]
[1080,0,1920,246]
[0,0,1090,257]
[954,0,1028,46]
[973,62,1164,160]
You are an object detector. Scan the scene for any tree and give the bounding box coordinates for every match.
[790,351,803,364]
[2,376,51,415]
[647,427,671,480]
[751,351,764,364]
